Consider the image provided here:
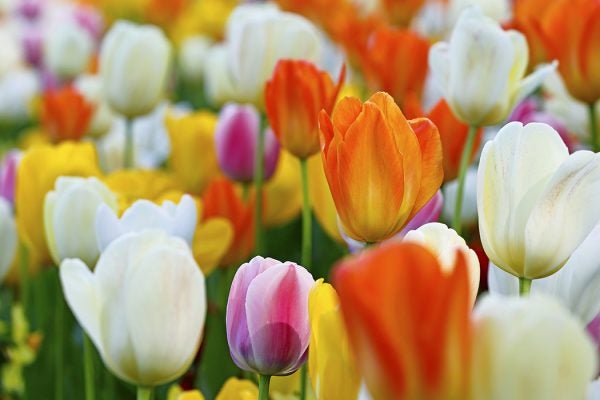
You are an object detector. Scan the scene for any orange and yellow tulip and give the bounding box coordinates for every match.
[265,59,345,160]
[41,86,94,143]
[319,91,443,243]
[540,0,600,104]
[334,241,472,400]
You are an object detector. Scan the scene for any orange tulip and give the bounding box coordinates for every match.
[319,91,443,243]
[510,0,552,69]
[539,0,600,104]
[203,178,254,267]
[359,26,429,108]
[41,86,94,143]
[334,241,471,400]
[380,0,426,27]
[265,60,345,160]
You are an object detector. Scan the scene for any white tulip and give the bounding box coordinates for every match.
[203,44,236,107]
[60,230,206,386]
[0,198,17,282]
[100,21,171,118]
[471,294,597,400]
[404,222,480,304]
[44,22,93,80]
[225,3,322,106]
[442,166,478,228]
[179,35,213,83]
[0,29,22,79]
[429,6,555,126]
[448,0,511,25]
[74,74,115,138]
[478,121,600,279]
[0,68,39,122]
[489,221,600,326]
[95,194,196,252]
[44,177,118,267]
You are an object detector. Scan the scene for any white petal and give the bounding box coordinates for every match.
[0,199,16,281]
[95,203,123,252]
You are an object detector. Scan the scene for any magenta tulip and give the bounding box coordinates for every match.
[226,256,314,375]
[0,151,21,207]
[215,103,280,183]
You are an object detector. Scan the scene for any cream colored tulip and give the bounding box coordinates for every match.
[0,198,16,282]
[404,222,480,304]
[44,177,117,267]
[74,74,115,138]
[44,22,93,80]
[429,6,555,126]
[100,21,171,118]
[471,295,597,400]
[60,230,206,387]
[179,35,213,83]
[203,44,236,107]
[478,121,600,279]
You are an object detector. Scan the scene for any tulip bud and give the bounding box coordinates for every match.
[179,35,213,83]
[0,69,40,122]
[215,103,280,183]
[0,30,23,79]
[404,222,480,304]
[215,378,258,400]
[0,198,17,283]
[44,177,117,267]
[74,74,115,138]
[226,256,314,376]
[100,21,171,118]
[95,194,197,252]
[0,150,21,207]
[60,230,207,387]
[203,45,236,107]
[472,295,597,400]
[44,22,94,81]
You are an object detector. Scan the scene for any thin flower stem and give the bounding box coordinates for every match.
[254,121,265,254]
[300,159,312,271]
[300,364,308,400]
[589,103,598,152]
[137,387,153,400]
[452,125,478,235]
[83,332,96,400]
[519,277,532,296]
[258,374,271,400]
[55,288,64,400]
[124,117,135,169]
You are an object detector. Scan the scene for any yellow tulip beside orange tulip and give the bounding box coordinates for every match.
[319,91,443,243]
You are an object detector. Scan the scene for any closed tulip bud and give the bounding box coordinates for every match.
[471,295,597,400]
[215,103,280,182]
[319,91,443,243]
[44,22,93,81]
[41,85,94,142]
[203,45,236,107]
[95,194,197,252]
[60,230,207,387]
[0,68,40,122]
[429,7,556,126]
[478,121,600,279]
[44,177,117,267]
[0,198,17,283]
[226,256,315,376]
[74,74,115,138]
[0,150,21,207]
[100,21,171,118]
[404,222,480,305]
[179,35,213,83]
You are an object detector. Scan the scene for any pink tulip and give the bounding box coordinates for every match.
[0,151,21,207]
[226,256,314,375]
[215,103,280,183]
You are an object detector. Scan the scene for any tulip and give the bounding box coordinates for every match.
[429,7,555,127]
[41,85,94,142]
[263,151,302,228]
[16,142,101,268]
[216,378,258,400]
[308,155,342,243]
[442,167,478,229]
[203,45,237,107]
[0,69,40,122]
[404,222,480,304]
[179,35,213,84]
[44,177,117,267]
[95,194,197,252]
[43,22,93,81]
[74,74,115,138]
[319,91,443,243]
[308,280,360,400]
[448,0,511,24]
[60,230,207,387]
[225,3,322,107]
[0,30,22,80]
[471,294,597,400]
[511,0,550,69]
[226,255,314,376]
[0,151,21,207]
[177,391,204,400]
[478,121,600,288]
[265,60,344,160]
[165,111,220,194]
[380,0,425,26]
[0,198,17,283]
[334,241,472,399]
[215,103,280,183]
[100,20,171,118]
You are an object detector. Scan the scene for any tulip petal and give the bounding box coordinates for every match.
[331,96,363,139]
[428,42,450,97]
[193,218,234,275]
[95,203,124,252]
[514,61,558,106]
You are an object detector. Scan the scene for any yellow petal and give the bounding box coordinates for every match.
[193,218,233,275]
[216,377,258,400]
[263,151,301,227]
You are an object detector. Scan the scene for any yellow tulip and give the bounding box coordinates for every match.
[216,377,258,400]
[15,142,101,269]
[263,151,301,228]
[165,111,220,195]
[308,280,360,400]
[170,0,238,44]
[308,156,342,243]
[178,390,205,400]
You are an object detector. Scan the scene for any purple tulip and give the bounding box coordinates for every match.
[226,256,314,375]
[215,103,280,183]
[22,30,43,67]
[0,151,21,207]
[16,0,43,21]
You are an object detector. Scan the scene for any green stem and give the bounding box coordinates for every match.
[452,125,478,235]
[83,333,96,400]
[519,277,532,296]
[300,364,308,400]
[124,117,135,169]
[253,122,265,254]
[55,288,64,400]
[589,103,598,152]
[105,369,116,400]
[242,183,250,203]
[258,374,271,400]
[19,243,29,315]
[137,387,153,400]
[300,159,312,271]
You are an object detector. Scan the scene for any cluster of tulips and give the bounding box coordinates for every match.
[1,0,600,399]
